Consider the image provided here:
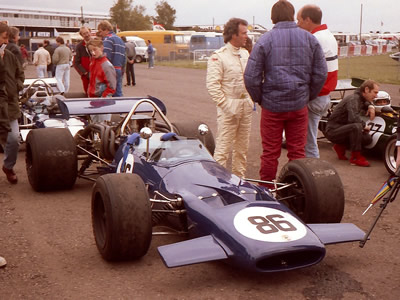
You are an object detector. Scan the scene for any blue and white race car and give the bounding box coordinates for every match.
[25,97,365,272]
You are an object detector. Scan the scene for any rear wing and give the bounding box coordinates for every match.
[58,95,167,119]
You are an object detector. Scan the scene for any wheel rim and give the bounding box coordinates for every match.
[93,192,107,249]
[278,174,307,220]
[385,138,397,174]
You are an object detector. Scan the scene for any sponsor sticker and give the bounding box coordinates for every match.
[233,207,307,242]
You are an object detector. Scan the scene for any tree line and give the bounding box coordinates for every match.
[110,0,177,31]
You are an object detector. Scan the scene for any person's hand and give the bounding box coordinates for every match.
[367,105,375,120]
[363,124,371,132]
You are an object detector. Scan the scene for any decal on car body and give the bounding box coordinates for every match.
[233,207,307,242]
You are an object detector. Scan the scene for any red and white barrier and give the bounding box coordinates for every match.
[338,44,394,57]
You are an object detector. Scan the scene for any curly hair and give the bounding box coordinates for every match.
[223,18,248,43]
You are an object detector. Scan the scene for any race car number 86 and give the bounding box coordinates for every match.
[248,215,296,234]
[233,207,307,242]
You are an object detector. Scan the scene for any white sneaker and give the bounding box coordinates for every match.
[0,256,6,268]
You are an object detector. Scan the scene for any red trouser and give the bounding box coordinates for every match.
[259,106,308,182]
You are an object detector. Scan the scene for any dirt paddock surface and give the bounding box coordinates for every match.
[1,64,399,299]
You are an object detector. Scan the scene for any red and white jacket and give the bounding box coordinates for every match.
[312,24,338,96]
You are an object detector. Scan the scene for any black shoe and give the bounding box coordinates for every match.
[133,83,136,86]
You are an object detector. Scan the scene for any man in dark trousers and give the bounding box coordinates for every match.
[43,39,55,77]
[0,22,25,184]
[325,80,378,167]
[73,26,92,95]
[121,36,136,86]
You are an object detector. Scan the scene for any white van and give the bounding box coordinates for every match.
[125,36,150,63]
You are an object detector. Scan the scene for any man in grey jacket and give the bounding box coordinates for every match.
[244,0,327,186]
[53,36,72,94]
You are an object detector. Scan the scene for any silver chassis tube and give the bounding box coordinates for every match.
[120,99,174,135]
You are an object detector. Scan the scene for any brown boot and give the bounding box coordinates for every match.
[2,166,18,184]
[333,144,348,160]
[349,151,370,167]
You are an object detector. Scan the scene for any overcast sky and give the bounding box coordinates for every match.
[3,0,399,33]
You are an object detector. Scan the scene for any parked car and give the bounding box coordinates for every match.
[125,36,153,63]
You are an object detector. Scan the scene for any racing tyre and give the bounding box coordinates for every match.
[26,128,77,192]
[384,135,397,175]
[91,173,152,261]
[277,158,344,223]
[173,121,215,155]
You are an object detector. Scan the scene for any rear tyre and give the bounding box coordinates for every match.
[384,135,397,175]
[173,121,215,155]
[25,128,77,191]
[277,158,344,223]
[91,173,152,261]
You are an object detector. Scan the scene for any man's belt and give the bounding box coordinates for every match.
[326,55,338,61]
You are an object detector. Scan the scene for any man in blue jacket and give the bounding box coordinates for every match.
[244,0,327,186]
[97,21,126,97]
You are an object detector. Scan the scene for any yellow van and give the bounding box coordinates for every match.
[117,30,189,60]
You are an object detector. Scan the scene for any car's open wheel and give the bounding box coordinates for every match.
[25,128,77,191]
[276,158,344,223]
[383,135,397,175]
[91,173,152,261]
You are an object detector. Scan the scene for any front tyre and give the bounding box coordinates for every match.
[91,173,152,261]
[277,158,344,223]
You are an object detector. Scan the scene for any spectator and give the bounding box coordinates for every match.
[73,26,92,95]
[147,40,154,68]
[52,36,72,94]
[0,58,9,150]
[32,42,50,78]
[297,4,339,158]
[121,36,136,86]
[20,44,29,69]
[87,39,116,98]
[325,80,378,167]
[87,38,116,123]
[0,22,25,184]
[97,20,125,97]
[43,39,55,77]
[5,26,23,67]
[206,18,253,178]
[244,0,327,186]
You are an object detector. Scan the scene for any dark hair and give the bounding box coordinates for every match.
[0,22,9,35]
[43,39,50,45]
[300,5,322,25]
[8,26,19,40]
[245,37,253,53]
[360,80,379,93]
[271,0,295,24]
[121,36,127,42]
[38,43,43,47]
[148,40,151,43]
[56,36,65,44]
[223,18,248,43]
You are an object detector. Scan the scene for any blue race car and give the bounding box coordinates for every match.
[25,98,365,272]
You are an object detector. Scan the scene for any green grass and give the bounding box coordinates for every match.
[338,53,400,84]
[155,53,400,84]
[155,59,208,69]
